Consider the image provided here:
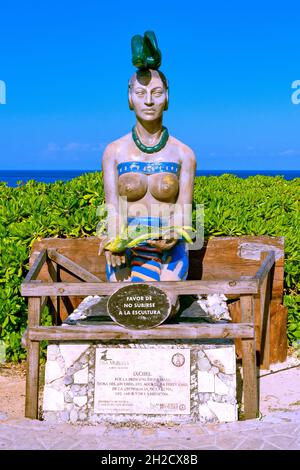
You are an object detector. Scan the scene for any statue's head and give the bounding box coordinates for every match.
[128,69,169,121]
[128,31,168,120]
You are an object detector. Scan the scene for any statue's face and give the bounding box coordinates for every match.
[129,70,168,121]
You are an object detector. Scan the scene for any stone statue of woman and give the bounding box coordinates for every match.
[100,31,196,314]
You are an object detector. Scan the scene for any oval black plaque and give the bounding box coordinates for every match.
[107,284,171,330]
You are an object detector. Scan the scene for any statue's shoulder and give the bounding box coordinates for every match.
[102,133,132,164]
[168,135,196,163]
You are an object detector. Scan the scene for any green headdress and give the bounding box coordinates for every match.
[131,31,162,70]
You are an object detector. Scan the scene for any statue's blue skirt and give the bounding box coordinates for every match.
[105,217,189,282]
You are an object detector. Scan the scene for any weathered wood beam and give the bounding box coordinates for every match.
[254,250,275,287]
[25,297,41,419]
[23,250,47,283]
[47,257,59,325]
[21,278,259,297]
[28,322,254,341]
[47,248,102,283]
[259,252,274,369]
[240,295,258,419]
[40,296,48,311]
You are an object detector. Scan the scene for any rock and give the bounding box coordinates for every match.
[79,411,88,421]
[218,372,233,385]
[198,393,205,403]
[198,357,211,371]
[64,391,74,403]
[64,375,73,386]
[43,387,65,411]
[63,296,108,324]
[199,404,217,423]
[73,367,88,384]
[69,409,78,423]
[79,356,89,365]
[207,400,237,422]
[198,371,214,393]
[73,396,87,407]
[45,361,64,383]
[196,294,231,322]
[59,344,90,369]
[47,345,59,361]
[60,410,70,422]
[180,301,208,318]
[204,347,236,374]
[214,376,229,395]
[43,412,58,424]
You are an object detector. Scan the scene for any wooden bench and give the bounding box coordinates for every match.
[21,235,287,421]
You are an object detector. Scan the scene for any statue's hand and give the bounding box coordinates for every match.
[98,237,126,267]
[98,235,109,256]
[147,238,177,251]
[105,251,126,268]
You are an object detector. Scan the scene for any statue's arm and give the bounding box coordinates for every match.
[101,144,125,267]
[177,146,197,207]
[102,143,119,219]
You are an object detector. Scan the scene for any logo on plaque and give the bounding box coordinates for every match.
[171,353,185,367]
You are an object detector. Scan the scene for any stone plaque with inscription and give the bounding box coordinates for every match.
[94,348,190,415]
[107,284,171,329]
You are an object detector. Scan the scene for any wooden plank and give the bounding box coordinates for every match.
[259,252,274,369]
[23,250,47,283]
[30,236,285,298]
[29,236,285,284]
[270,302,288,363]
[48,248,102,283]
[41,296,48,312]
[237,240,283,262]
[28,322,254,341]
[31,235,285,266]
[260,276,269,369]
[254,251,275,287]
[189,264,284,298]
[228,297,288,365]
[21,278,259,297]
[47,258,59,325]
[25,297,41,419]
[240,295,258,419]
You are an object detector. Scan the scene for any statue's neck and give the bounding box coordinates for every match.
[135,117,164,146]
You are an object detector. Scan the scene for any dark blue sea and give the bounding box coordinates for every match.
[0,169,299,187]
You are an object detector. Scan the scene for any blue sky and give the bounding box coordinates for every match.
[0,0,299,170]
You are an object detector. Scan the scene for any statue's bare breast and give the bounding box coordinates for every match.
[118,172,179,203]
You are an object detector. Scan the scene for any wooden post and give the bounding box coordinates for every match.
[240,294,258,419]
[47,256,59,325]
[258,251,274,369]
[25,297,41,419]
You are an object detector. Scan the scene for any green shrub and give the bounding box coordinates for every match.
[0,172,299,361]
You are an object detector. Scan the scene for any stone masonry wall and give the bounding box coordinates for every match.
[43,341,237,425]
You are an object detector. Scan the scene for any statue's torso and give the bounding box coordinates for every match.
[114,133,184,217]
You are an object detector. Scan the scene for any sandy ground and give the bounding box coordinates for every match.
[0,363,27,419]
[0,355,299,420]
[259,357,300,414]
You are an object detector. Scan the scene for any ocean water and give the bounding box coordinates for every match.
[0,169,299,187]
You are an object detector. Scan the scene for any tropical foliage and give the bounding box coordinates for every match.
[0,172,299,360]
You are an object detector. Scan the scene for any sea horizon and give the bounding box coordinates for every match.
[0,169,299,187]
